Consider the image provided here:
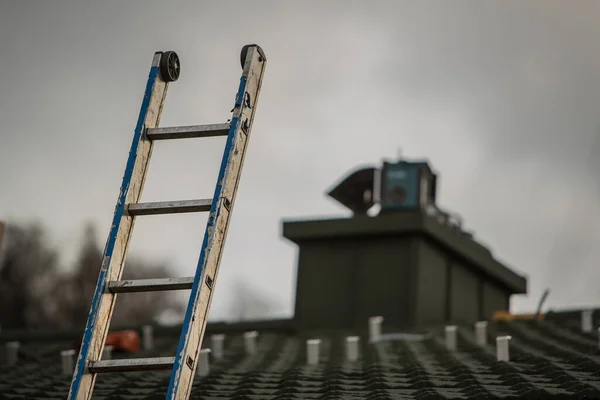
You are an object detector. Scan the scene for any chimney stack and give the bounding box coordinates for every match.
[283,158,528,333]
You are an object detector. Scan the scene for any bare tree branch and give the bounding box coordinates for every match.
[0,222,61,328]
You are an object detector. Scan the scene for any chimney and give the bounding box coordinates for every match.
[282,158,527,330]
[211,334,225,360]
[475,321,488,346]
[369,316,383,343]
[345,336,360,362]
[61,349,76,375]
[445,325,457,351]
[496,336,511,362]
[306,339,321,365]
[5,341,19,366]
[243,331,258,355]
[196,348,211,377]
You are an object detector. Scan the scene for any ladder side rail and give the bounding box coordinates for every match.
[68,52,169,400]
[165,45,267,400]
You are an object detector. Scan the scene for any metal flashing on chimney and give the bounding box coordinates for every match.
[244,331,258,355]
[445,325,457,351]
[346,336,360,362]
[496,336,511,362]
[369,316,383,343]
[197,348,211,377]
[306,339,321,365]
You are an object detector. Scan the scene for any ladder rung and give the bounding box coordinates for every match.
[146,123,230,140]
[108,277,194,293]
[127,199,212,216]
[88,357,175,373]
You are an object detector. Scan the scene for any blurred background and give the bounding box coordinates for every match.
[0,0,598,329]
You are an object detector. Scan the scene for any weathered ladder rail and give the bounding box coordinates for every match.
[165,44,266,399]
[67,44,267,400]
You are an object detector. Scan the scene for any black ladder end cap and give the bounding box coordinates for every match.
[240,44,266,68]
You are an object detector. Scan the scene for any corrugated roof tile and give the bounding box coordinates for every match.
[1,314,600,399]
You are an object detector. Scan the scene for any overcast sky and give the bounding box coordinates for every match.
[1,1,598,321]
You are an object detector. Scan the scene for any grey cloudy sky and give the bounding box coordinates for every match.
[1,0,598,320]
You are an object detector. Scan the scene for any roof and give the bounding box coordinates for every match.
[1,310,599,399]
[282,211,527,294]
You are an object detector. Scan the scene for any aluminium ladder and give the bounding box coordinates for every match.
[67,44,267,400]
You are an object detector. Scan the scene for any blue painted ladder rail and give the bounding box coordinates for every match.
[66,45,267,400]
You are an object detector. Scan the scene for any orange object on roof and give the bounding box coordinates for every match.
[74,329,140,353]
[493,310,545,322]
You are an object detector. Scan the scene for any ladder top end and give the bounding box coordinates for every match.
[240,44,266,68]
[158,51,181,82]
